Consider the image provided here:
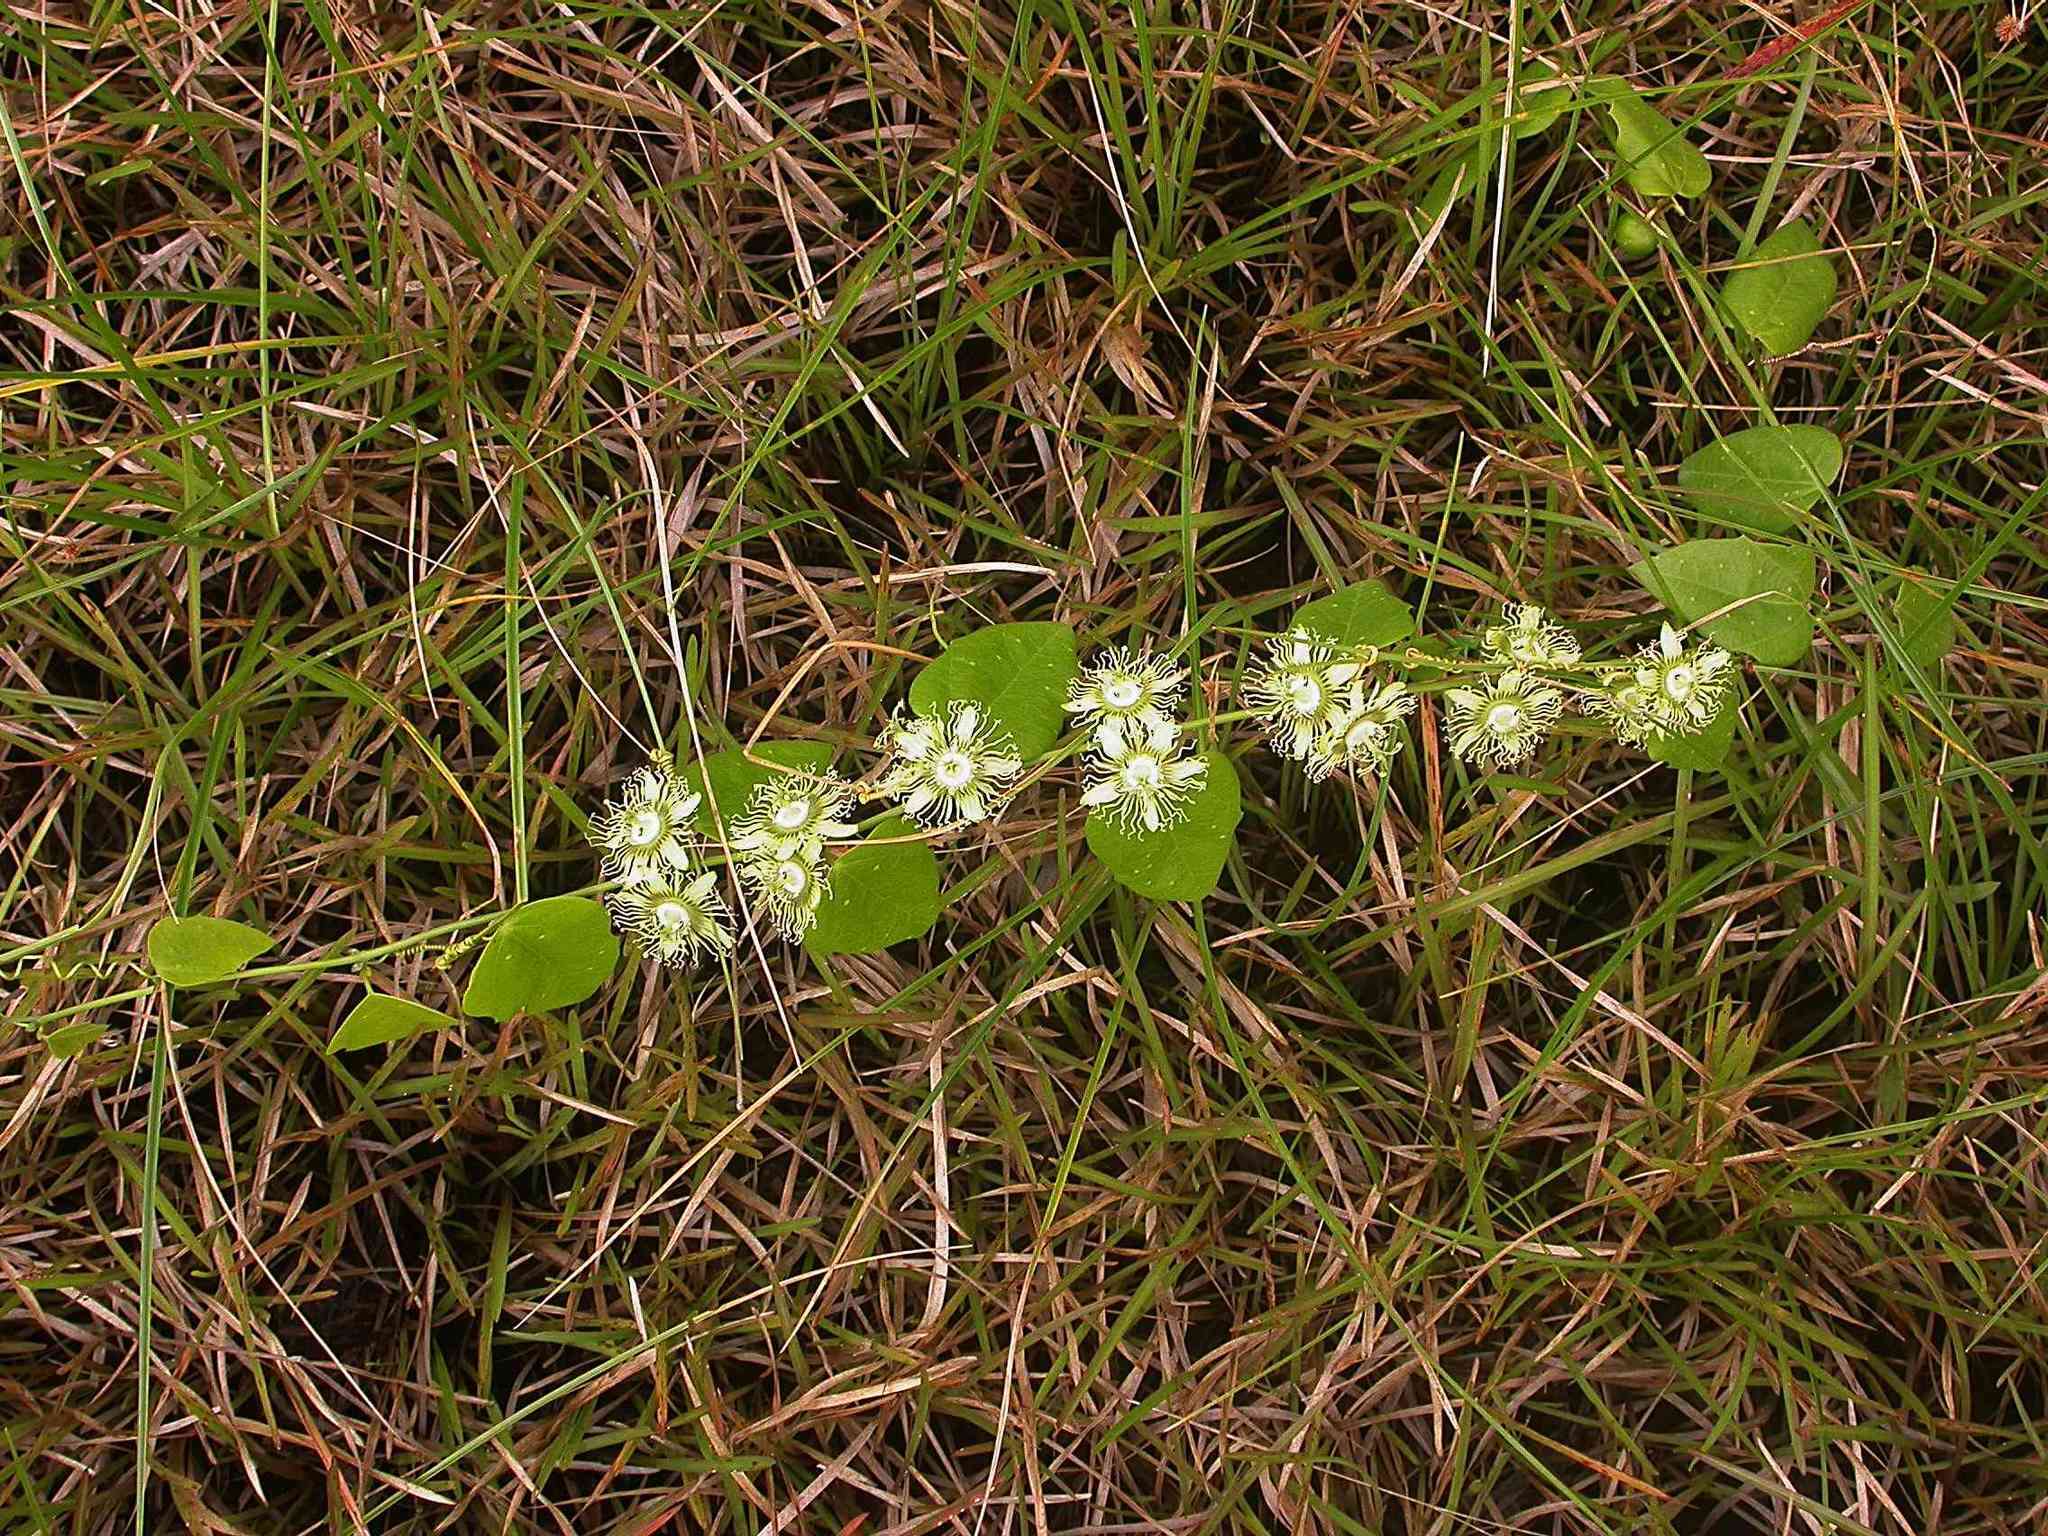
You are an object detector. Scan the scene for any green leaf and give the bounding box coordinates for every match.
[692,741,836,835]
[1632,537,1816,667]
[1292,580,1416,648]
[1723,222,1837,355]
[1892,580,1956,675]
[461,896,619,1022]
[331,993,458,1053]
[1647,705,1737,772]
[1509,61,1567,139]
[1592,80,1711,200]
[806,815,942,956]
[1677,425,1844,533]
[146,915,274,987]
[41,1022,105,1058]
[909,621,1078,759]
[1087,750,1243,902]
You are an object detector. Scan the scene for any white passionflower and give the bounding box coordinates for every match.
[880,703,1022,827]
[1581,672,1665,746]
[1080,739,1209,833]
[588,761,700,879]
[1635,623,1734,732]
[1481,604,1582,668]
[1244,628,1366,762]
[739,849,830,941]
[606,871,734,967]
[730,770,859,861]
[1444,671,1564,769]
[1307,679,1417,780]
[1065,647,1188,754]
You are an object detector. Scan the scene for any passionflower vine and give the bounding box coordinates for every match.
[1635,623,1733,732]
[1065,647,1188,755]
[1243,628,1366,763]
[880,703,1022,827]
[607,871,734,967]
[739,848,830,940]
[1080,738,1209,833]
[588,759,701,880]
[1445,670,1564,768]
[730,770,859,861]
[1481,603,1582,668]
[1308,679,1417,780]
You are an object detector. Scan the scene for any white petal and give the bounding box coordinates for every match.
[953,704,980,741]
[1081,780,1119,807]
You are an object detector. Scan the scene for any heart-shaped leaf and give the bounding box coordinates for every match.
[909,621,1079,760]
[1087,750,1242,902]
[1892,580,1956,675]
[461,896,619,1022]
[1647,704,1737,772]
[1723,222,1836,355]
[1677,425,1843,533]
[1291,580,1416,649]
[1592,79,1711,200]
[806,815,942,956]
[147,915,274,987]
[1633,537,1816,667]
[693,741,836,836]
[331,993,459,1053]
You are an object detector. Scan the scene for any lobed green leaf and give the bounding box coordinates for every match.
[909,621,1079,759]
[1633,537,1816,667]
[1087,750,1242,902]
[1677,425,1843,534]
[807,815,942,956]
[461,896,618,1022]
[147,916,274,988]
[330,993,458,1052]
[1722,222,1837,355]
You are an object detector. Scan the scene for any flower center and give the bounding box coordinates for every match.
[626,809,665,847]
[1103,678,1144,709]
[1664,665,1695,702]
[654,901,689,932]
[933,751,975,790]
[1120,754,1163,791]
[772,860,810,898]
[771,797,813,831]
[1486,702,1524,736]
[1285,674,1323,714]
